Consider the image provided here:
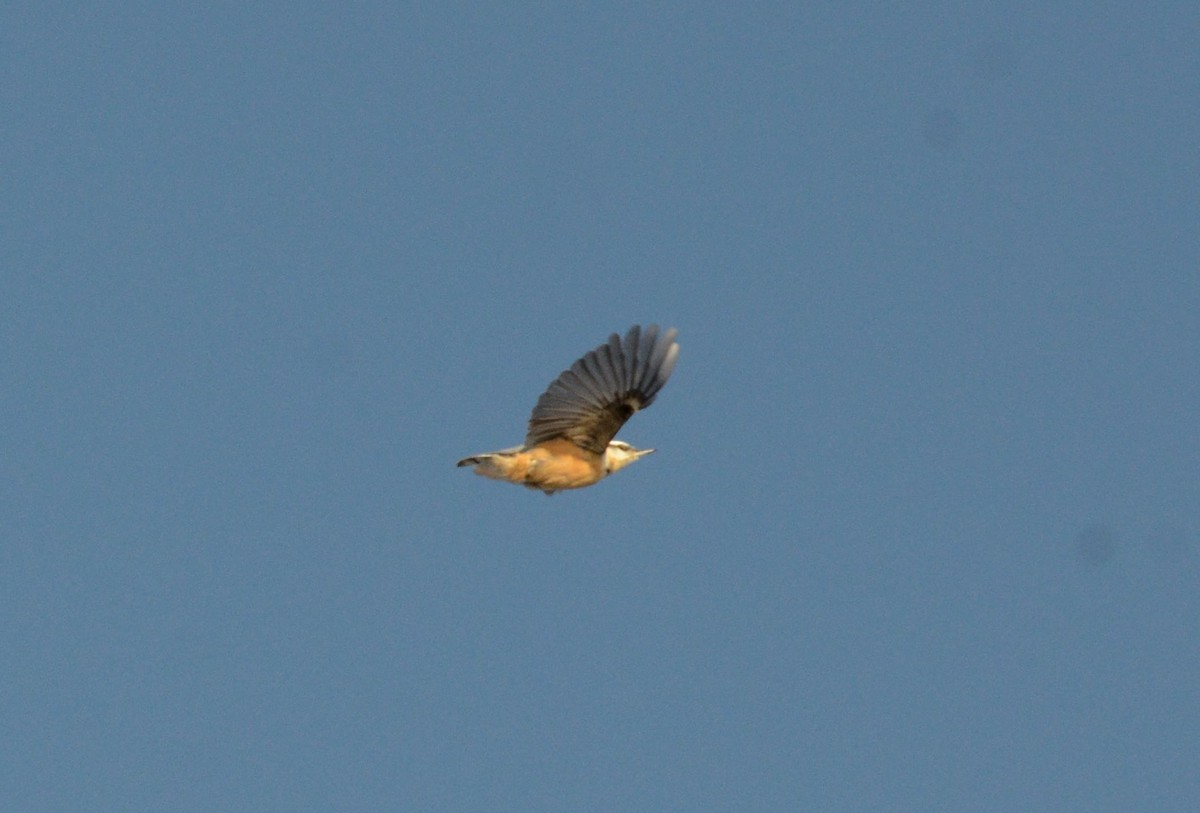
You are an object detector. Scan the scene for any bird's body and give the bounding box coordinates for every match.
[456,325,679,495]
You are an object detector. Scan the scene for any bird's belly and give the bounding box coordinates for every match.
[525,449,603,491]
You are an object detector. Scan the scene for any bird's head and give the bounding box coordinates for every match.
[603,439,656,475]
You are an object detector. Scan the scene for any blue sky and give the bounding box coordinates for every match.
[4,3,1198,810]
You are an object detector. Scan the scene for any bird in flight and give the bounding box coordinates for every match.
[456,324,680,495]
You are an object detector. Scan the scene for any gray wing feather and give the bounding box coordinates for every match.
[525,324,681,454]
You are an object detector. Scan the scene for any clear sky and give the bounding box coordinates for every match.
[4,4,1198,811]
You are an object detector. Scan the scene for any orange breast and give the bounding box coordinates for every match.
[525,439,604,490]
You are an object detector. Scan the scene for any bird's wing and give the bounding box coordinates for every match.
[524,325,680,455]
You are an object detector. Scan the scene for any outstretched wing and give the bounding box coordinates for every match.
[524,325,680,455]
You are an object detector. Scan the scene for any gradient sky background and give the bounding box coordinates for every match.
[4,4,1198,811]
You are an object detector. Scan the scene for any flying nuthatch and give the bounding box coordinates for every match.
[456,324,680,495]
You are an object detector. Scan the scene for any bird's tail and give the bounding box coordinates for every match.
[455,446,523,468]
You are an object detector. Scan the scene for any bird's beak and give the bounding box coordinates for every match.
[636,448,656,458]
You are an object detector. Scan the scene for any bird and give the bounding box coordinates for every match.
[456,324,680,495]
